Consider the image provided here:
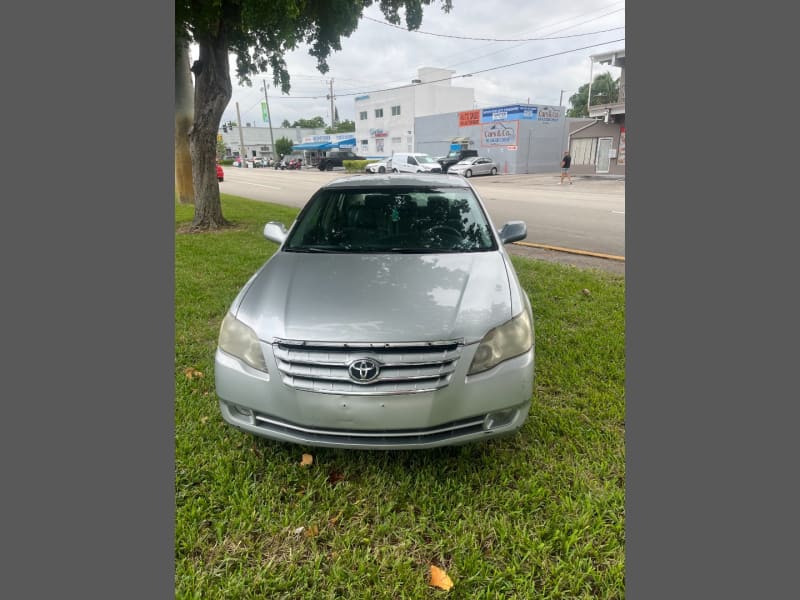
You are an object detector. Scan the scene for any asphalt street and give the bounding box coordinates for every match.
[218,166,625,275]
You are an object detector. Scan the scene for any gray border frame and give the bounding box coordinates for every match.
[627,2,796,599]
[4,2,174,598]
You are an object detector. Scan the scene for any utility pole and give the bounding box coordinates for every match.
[262,79,276,161]
[326,79,336,128]
[235,102,247,162]
[559,90,566,107]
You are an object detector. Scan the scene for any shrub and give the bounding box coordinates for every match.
[343,160,372,173]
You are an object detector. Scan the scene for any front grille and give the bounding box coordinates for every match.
[273,339,463,395]
[253,411,485,446]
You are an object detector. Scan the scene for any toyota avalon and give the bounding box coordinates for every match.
[215,173,534,449]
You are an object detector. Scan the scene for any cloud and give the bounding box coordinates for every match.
[190,0,624,127]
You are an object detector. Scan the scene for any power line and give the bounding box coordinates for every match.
[444,8,625,69]
[362,16,623,42]
[256,38,624,100]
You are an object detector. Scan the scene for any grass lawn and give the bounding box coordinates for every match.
[175,194,625,599]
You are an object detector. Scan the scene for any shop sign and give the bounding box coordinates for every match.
[458,110,481,127]
[481,121,518,146]
[480,105,538,123]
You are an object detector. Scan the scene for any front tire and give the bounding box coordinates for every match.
[490,167,497,175]
[392,168,398,173]
[464,169,472,178]
[378,166,385,173]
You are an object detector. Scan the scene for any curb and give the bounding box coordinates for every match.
[513,241,625,262]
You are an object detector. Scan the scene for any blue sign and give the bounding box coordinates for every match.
[480,105,538,123]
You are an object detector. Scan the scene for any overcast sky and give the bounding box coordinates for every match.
[191,0,624,129]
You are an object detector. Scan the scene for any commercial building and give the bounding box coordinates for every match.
[217,124,327,161]
[568,47,626,176]
[354,67,475,158]
[415,104,569,174]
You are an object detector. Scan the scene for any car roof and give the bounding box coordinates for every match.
[324,173,471,189]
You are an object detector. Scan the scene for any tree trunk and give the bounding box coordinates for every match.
[175,39,194,205]
[189,30,232,230]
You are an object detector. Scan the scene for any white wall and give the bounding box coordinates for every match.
[354,67,475,158]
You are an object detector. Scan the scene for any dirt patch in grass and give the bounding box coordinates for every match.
[176,223,250,235]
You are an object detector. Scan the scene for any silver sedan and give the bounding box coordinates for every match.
[214,174,533,449]
[448,157,499,178]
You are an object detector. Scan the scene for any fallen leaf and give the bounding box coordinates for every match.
[184,367,204,380]
[300,454,313,467]
[327,470,345,485]
[293,526,305,536]
[303,525,319,538]
[200,416,209,424]
[329,511,344,526]
[430,565,454,591]
[581,288,591,296]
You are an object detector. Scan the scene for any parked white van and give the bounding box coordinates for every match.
[390,152,443,174]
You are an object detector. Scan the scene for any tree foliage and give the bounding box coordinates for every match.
[567,72,620,118]
[291,116,327,129]
[281,119,292,128]
[275,137,294,157]
[325,119,355,134]
[176,0,454,230]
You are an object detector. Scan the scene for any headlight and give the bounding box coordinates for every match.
[468,310,533,375]
[218,313,268,372]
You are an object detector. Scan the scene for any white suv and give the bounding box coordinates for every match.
[390,152,443,174]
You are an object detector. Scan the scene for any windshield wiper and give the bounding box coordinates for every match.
[286,246,339,253]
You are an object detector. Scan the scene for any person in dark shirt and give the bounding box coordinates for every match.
[560,151,573,185]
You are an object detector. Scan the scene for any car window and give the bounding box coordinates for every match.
[416,155,437,164]
[285,187,497,253]
[407,156,418,165]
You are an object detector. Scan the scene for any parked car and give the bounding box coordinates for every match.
[318,150,365,171]
[214,173,533,449]
[216,163,224,182]
[390,152,443,174]
[438,148,479,173]
[365,158,391,173]
[447,156,499,178]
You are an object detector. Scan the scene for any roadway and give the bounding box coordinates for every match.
[218,166,625,264]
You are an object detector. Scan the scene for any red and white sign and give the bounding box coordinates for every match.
[507,145,518,150]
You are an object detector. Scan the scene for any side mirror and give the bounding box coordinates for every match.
[498,221,527,244]
[263,221,288,244]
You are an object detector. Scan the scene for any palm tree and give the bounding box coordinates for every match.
[567,72,620,118]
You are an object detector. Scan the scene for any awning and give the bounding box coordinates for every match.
[292,137,356,151]
[292,141,332,150]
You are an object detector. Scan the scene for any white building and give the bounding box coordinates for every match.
[354,67,475,158]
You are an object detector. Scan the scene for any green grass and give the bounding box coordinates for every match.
[175,194,625,599]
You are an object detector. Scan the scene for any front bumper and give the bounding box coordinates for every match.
[215,342,534,450]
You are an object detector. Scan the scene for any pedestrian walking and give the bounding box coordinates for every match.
[560,151,573,185]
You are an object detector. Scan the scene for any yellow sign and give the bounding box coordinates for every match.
[217,134,223,142]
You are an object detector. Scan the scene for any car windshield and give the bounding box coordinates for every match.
[416,155,437,164]
[285,187,497,253]
[447,151,465,158]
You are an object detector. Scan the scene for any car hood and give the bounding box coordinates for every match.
[235,251,514,343]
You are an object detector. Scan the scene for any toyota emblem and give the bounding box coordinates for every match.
[348,358,380,384]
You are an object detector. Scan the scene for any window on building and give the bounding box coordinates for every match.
[570,138,598,166]
[391,137,402,144]
[359,111,368,120]
[360,139,369,152]
[375,108,384,118]
[391,105,401,116]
